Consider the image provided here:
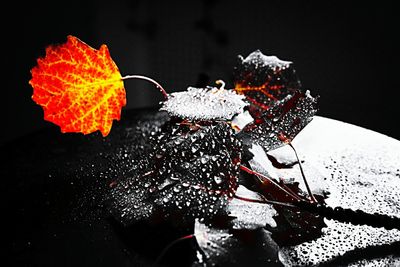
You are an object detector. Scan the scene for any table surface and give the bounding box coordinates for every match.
[2,109,399,266]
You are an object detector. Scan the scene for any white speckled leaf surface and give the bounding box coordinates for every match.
[276,116,400,266]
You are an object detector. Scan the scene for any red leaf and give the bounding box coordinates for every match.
[29,35,126,136]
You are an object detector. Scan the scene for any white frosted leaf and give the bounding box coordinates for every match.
[160,86,248,120]
[277,116,400,266]
[268,145,327,195]
[348,256,400,267]
[231,110,254,132]
[228,185,277,229]
[248,144,279,180]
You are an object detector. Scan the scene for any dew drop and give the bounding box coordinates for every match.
[214,176,224,185]
[201,156,209,164]
[175,201,182,209]
[174,139,182,145]
[191,144,200,153]
[170,175,180,181]
[149,187,157,193]
[192,184,201,190]
[173,186,181,193]
[182,162,190,169]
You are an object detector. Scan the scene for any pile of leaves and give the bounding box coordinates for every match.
[29,36,399,266]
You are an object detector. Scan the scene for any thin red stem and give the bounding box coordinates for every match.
[280,181,309,202]
[233,194,297,208]
[153,234,195,266]
[288,143,318,203]
[121,75,168,100]
[240,165,302,202]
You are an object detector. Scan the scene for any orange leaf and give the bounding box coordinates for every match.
[29,35,126,137]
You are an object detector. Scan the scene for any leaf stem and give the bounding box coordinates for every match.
[153,234,195,266]
[233,194,297,208]
[240,165,303,202]
[288,143,318,203]
[121,75,168,100]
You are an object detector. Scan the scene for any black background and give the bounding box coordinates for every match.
[2,1,400,266]
[2,0,399,145]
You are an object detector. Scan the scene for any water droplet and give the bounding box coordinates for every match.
[201,156,209,164]
[192,184,201,190]
[211,141,216,149]
[149,187,157,193]
[176,201,182,209]
[173,186,181,193]
[174,139,182,145]
[214,176,224,184]
[159,167,166,175]
[191,144,200,153]
[170,175,180,181]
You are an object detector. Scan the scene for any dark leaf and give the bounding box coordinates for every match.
[108,122,242,225]
[239,90,318,152]
[234,50,301,110]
